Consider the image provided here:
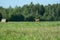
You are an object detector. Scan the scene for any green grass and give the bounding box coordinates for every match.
[0,22,60,40]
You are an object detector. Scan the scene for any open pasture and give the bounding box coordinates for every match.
[0,22,60,40]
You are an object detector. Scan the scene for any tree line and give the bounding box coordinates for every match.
[0,2,60,21]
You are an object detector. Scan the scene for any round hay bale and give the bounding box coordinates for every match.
[1,19,7,22]
[35,18,40,22]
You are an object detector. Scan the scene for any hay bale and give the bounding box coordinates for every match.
[35,18,40,22]
[1,19,6,22]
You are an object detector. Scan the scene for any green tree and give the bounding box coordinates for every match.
[0,13,2,21]
[10,14,24,21]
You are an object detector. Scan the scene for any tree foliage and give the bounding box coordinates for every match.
[0,3,60,21]
[0,13,2,21]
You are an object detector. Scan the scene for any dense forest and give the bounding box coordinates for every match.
[0,2,60,21]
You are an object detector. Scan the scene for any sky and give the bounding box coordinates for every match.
[0,0,60,8]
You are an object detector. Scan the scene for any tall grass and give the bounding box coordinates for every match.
[0,21,60,27]
[0,22,60,40]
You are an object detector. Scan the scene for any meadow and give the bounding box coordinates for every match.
[0,21,60,40]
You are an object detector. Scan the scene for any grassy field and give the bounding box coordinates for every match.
[0,22,60,40]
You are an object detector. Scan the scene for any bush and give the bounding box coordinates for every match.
[9,14,24,21]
